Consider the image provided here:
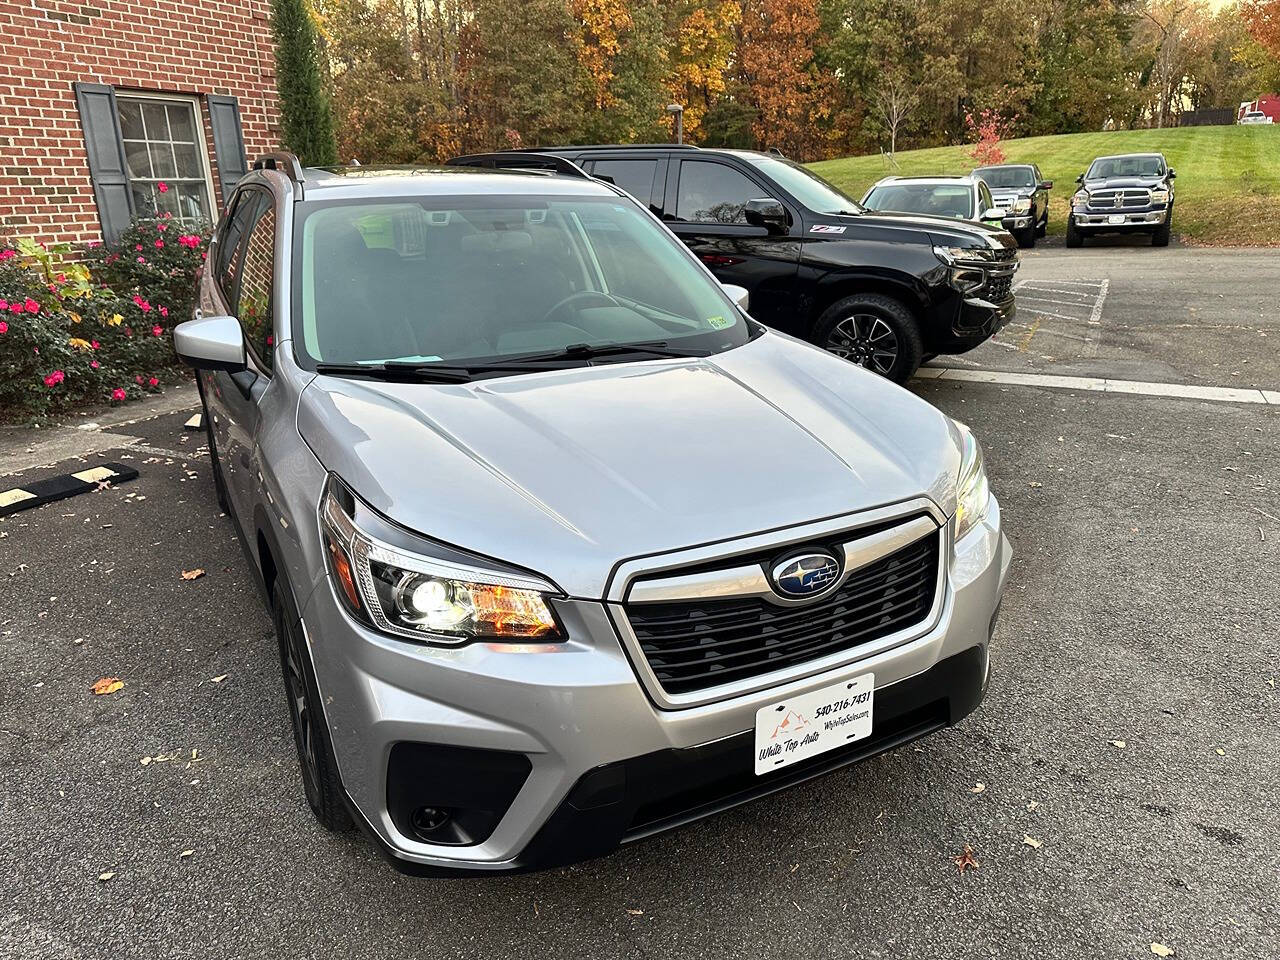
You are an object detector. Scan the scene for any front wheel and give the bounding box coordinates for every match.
[1152,216,1171,247]
[1065,217,1084,248]
[814,294,923,384]
[1017,225,1036,249]
[273,578,353,833]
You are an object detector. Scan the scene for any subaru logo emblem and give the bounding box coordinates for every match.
[771,552,840,599]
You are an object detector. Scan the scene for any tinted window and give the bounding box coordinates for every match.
[863,183,975,219]
[293,196,747,367]
[215,193,256,299]
[237,198,275,371]
[978,182,993,211]
[742,155,861,214]
[590,159,658,209]
[674,161,765,224]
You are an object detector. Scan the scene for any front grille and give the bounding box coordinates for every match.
[625,531,940,696]
[993,196,1014,210]
[1088,188,1150,210]
[987,272,1014,302]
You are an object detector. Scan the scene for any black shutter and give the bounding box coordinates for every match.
[74,82,134,244]
[207,95,249,205]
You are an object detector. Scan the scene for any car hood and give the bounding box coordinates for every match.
[298,334,962,598]
[852,209,1013,247]
[990,188,1034,200]
[1083,176,1166,190]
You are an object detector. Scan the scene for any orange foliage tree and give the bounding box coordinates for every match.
[663,0,741,140]
[1242,0,1280,57]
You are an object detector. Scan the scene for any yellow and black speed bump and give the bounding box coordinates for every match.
[0,463,139,517]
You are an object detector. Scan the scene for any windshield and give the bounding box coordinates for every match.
[744,156,863,214]
[292,195,748,368]
[1087,156,1165,179]
[974,166,1035,189]
[862,183,975,219]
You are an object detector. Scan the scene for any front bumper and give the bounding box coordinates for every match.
[301,497,1012,873]
[1072,208,1167,230]
[1000,213,1032,230]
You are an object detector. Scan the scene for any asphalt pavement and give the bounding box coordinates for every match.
[1,247,1276,960]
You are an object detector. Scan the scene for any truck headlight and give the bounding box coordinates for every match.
[953,424,991,542]
[1072,190,1089,206]
[320,478,562,644]
[1150,189,1169,204]
[1013,197,1031,213]
[934,245,996,265]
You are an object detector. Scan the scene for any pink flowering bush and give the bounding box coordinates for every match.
[0,237,173,422]
[85,208,211,334]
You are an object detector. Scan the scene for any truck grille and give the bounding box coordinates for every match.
[1088,188,1150,210]
[624,532,940,696]
[987,272,1014,302]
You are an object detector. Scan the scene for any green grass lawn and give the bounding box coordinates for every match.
[808,126,1280,245]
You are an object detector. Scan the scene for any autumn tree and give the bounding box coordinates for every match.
[661,0,741,140]
[1242,0,1280,57]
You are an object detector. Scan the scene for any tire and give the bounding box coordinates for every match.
[1036,210,1048,237]
[1017,225,1036,249]
[1152,215,1171,247]
[196,378,230,513]
[1065,217,1084,248]
[813,294,923,384]
[273,578,353,833]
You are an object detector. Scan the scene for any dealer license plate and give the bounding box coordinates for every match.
[754,673,874,775]
[1108,214,1126,225]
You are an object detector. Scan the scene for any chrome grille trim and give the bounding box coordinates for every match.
[1087,188,1151,210]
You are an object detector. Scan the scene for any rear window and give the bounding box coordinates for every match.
[974,166,1035,189]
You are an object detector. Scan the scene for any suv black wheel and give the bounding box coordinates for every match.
[1152,214,1171,247]
[815,294,923,384]
[196,378,230,513]
[273,577,353,832]
[1017,224,1036,248]
[1065,218,1084,248]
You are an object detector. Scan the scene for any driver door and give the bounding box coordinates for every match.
[201,188,277,524]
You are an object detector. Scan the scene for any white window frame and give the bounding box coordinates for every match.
[114,89,218,226]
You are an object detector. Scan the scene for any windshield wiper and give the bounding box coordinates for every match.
[506,341,711,363]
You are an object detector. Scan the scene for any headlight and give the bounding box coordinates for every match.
[1150,189,1169,204]
[954,424,991,542]
[1013,197,1031,213]
[933,245,996,265]
[1072,190,1089,205]
[320,479,562,644]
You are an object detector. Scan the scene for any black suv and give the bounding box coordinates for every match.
[1067,153,1175,247]
[448,146,1017,383]
[972,164,1052,248]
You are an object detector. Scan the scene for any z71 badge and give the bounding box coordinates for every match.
[809,224,847,234]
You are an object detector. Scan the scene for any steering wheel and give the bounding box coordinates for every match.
[540,290,621,326]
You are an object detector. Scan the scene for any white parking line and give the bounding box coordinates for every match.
[915,366,1277,405]
[1083,279,1110,359]
[1019,295,1095,310]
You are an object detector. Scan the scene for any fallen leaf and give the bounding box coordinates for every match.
[626,908,644,916]
[1111,739,1127,749]
[953,843,979,875]
[1028,481,1043,488]
[970,782,986,794]
[1023,836,1043,849]
[1215,747,1225,756]
[98,871,115,881]
[140,756,152,766]
[1151,943,1175,957]
[1027,800,1040,811]
[210,674,228,684]
[91,677,124,696]
[179,849,194,859]
[180,568,205,581]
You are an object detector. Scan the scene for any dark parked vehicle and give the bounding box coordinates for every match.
[972,164,1052,249]
[1067,153,1175,248]
[448,146,1018,383]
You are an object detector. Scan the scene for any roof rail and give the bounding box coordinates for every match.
[513,143,702,152]
[445,151,592,179]
[252,151,305,183]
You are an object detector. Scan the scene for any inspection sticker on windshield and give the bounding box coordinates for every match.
[754,673,874,775]
[809,224,847,234]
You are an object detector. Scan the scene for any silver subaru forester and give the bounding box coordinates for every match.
[175,151,1011,874]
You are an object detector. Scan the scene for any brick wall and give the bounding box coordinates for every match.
[0,0,279,246]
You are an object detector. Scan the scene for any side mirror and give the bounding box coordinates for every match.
[1039,180,1053,190]
[721,283,749,311]
[1075,173,1085,185]
[1167,169,1176,179]
[174,315,246,372]
[980,208,1005,223]
[743,198,788,233]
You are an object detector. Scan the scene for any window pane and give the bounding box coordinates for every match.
[173,141,202,178]
[674,161,763,224]
[167,103,196,142]
[123,140,152,179]
[155,183,181,217]
[141,102,169,140]
[118,101,144,140]
[591,160,657,208]
[239,202,276,371]
[176,182,208,221]
[130,183,155,217]
[149,142,177,179]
